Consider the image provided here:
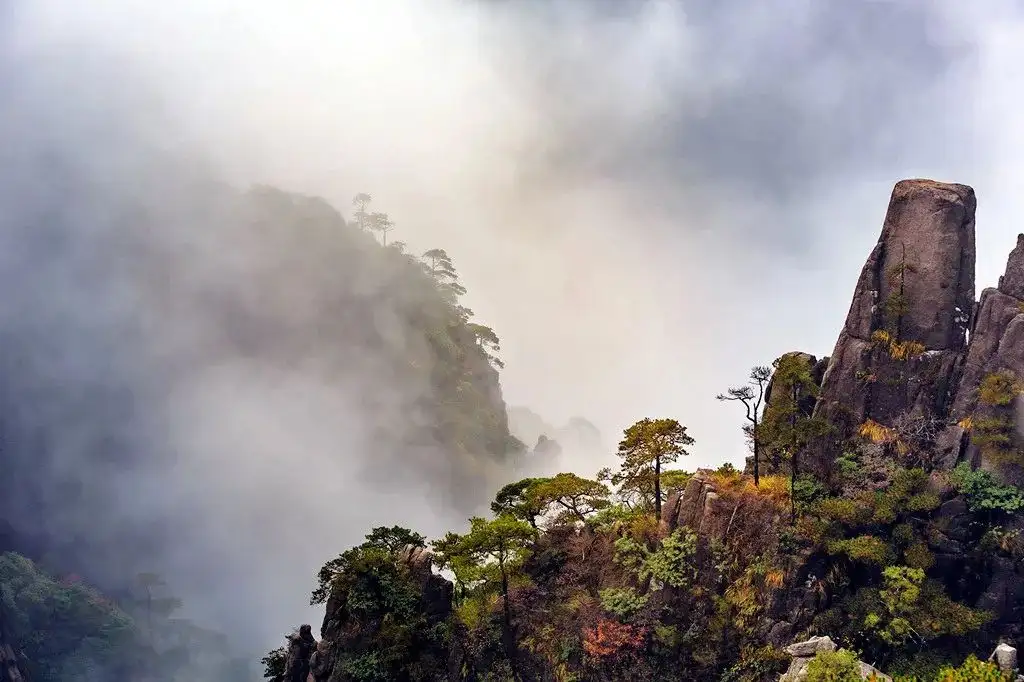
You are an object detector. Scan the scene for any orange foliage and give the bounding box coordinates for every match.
[582,618,647,658]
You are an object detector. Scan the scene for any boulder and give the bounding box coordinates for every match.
[990,642,1018,674]
[784,635,836,658]
[780,636,892,681]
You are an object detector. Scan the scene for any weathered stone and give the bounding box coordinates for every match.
[767,621,793,648]
[780,636,891,681]
[852,180,976,348]
[857,661,892,681]
[280,624,317,682]
[660,489,683,530]
[784,635,836,658]
[673,474,718,531]
[991,643,1019,673]
[977,557,1019,614]
[765,352,821,416]
[999,234,1024,299]
[0,643,26,682]
[317,547,454,682]
[940,234,1024,483]
[814,180,975,446]
[309,639,333,682]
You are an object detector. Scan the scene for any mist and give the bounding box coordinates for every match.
[3,0,1024,663]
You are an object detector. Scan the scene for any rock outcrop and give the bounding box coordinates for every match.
[779,635,892,681]
[278,624,317,682]
[937,234,1024,483]
[814,180,976,451]
[314,545,454,682]
[0,612,26,682]
[0,643,26,682]
[990,642,1019,676]
[810,178,1024,485]
[764,353,827,417]
[781,637,1024,681]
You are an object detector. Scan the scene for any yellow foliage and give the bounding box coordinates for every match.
[709,467,744,488]
[889,339,926,360]
[958,416,973,431]
[708,472,790,506]
[858,419,896,444]
[758,475,791,502]
[979,371,1022,406]
[871,330,892,345]
[764,569,786,589]
[857,419,909,455]
[869,328,926,360]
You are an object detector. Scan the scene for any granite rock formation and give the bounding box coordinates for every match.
[779,635,892,682]
[808,178,1024,486]
[313,545,455,682]
[813,180,976,453]
[938,234,1024,483]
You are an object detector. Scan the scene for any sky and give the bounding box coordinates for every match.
[4,0,1024,661]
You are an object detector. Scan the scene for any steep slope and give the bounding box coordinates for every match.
[938,235,1024,483]
[267,179,1024,682]
[0,174,524,676]
[814,180,976,454]
[0,180,520,573]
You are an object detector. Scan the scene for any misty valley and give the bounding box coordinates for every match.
[7,176,1024,682]
[6,2,1024,682]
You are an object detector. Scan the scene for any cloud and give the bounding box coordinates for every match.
[2,0,1024,660]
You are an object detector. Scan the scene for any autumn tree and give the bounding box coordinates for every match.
[352,192,372,231]
[613,418,694,518]
[717,365,772,486]
[433,515,535,681]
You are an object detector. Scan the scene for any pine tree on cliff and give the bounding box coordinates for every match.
[761,356,827,522]
[434,516,535,682]
[352,192,372,231]
[717,365,772,486]
[368,211,394,247]
[614,418,694,518]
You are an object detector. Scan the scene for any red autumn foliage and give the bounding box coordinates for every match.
[582,618,646,658]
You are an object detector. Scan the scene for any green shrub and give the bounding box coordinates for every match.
[805,649,862,682]
[893,654,1015,681]
[903,542,934,571]
[828,535,894,566]
[642,528,698,589]
[816,497,863,526]
[978,371,1021,407]
[949,463,1024,513]
[598,587,648,619]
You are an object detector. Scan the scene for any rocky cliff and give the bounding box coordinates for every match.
[271,179,1024,682]
[939,234,1024,484]
[813,180,976,458]
[794,178,1024,486]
